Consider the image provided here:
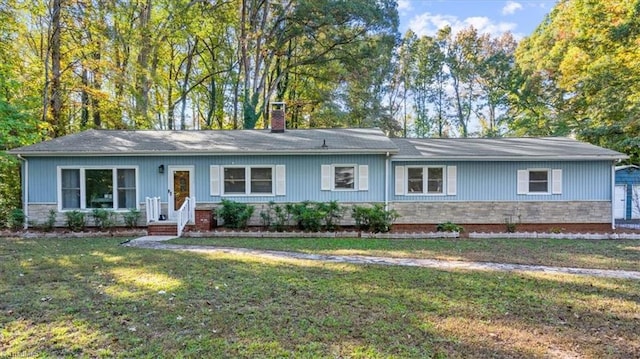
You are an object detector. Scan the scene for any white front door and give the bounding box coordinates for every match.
[168,166,194,220]
[614,185,626,219]
[632,185,640,219]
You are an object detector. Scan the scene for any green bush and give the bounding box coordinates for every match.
[8,208,25,231]
[260,201,289,231]
[122,209,141,228]
[43,209,57,232]
[92,208,116,230]
[316,200,344,231]
[65,211,86,231]
[352,204,399,233]
[504,215,520,233]
[285,201,321,232]
[436,221,464,233]
[218,199,254,229]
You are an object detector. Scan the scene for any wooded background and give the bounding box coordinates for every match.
[1,0,639,224]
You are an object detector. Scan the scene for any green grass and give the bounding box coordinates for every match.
[1,237,639,358]
[169,237,640,271]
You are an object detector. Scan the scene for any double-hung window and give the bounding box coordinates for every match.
[517,169,562,195]
[211,165,285,196]
[59,167,138,210]
[395,165,456,196]
[528,170,549,193]
[320,164,369,191]
[334,166,355,190]
[405,166,445,194]
[222,166,274,195]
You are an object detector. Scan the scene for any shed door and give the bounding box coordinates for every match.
[633,186,640,219]
[614,185,626,219]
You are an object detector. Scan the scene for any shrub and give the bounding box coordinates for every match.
[44,209,57,232]
[122,209,141,228]
[260,201,289,231]
[352,204,399,233]
[92,208,116,230]
[436,221,464,233]
[8,208,25,231]
[286,201,324,232]
[218,199,254,229]
[65,211,86,231]
[504,214,521,233]
[317,201,344,231]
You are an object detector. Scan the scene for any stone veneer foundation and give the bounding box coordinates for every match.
[390,201,611,225]
[26,201,612,229]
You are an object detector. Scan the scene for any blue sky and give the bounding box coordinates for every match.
[398,0,557,39]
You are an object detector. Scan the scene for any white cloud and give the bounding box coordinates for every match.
[502,1,523,15]
[407,12,518,38]
[397,0,412,11]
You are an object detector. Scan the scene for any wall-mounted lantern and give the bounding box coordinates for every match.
[158,164,165,174]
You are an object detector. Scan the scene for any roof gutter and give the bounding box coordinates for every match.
[10,149,400,157]
[16,154,28,230]
[391,155,629,162]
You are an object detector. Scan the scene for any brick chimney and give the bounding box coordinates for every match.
[270,102,285,133]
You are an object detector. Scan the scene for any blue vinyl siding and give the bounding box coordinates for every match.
[391,160,612,202]
[615,167,640,219]
[26,154,387,204]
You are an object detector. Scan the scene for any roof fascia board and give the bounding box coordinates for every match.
[11,149,398,157]
[391,155,628,161]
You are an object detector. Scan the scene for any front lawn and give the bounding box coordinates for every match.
[170,237,640,271]
[1,237,639,358]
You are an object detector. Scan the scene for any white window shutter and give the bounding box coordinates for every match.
[210,166,220,196]
[552,169,562,194]
[275,165,286,195]
[517,170,528,194]
[358,165,369,191]
[447,166,457,195]
[395,166,405,195]
[321,165,331,190]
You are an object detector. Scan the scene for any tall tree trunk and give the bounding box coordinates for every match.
[81,69,90,127]
[180,38,197,129]
[134,0,152,127]
[49,0,63,137]
[92,44,102,127]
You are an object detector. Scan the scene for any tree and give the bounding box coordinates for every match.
[238,0,399,129]
[513,0,640,161]
[475,32,517,137]
[409,32,450,137]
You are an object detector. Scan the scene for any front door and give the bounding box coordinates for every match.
[168,166,194,220]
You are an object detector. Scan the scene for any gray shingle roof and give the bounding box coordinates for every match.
[9,128,398,156]
[392,137,627,161]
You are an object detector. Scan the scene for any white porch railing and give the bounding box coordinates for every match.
[145,196,161,224]
[177,196,196,237]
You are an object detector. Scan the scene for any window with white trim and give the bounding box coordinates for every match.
[334,166,355,189]
[222,166,274,195]
[321,164,369,191]
[406,166,444,194]
[59,167,138,210]
[528,170,549,193]
[395,165,456,196]
[517,169,562,195]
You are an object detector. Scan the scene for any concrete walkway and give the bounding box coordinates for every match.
[123,236,640,280]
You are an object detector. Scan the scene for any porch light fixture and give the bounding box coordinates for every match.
[158,164,165,174]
